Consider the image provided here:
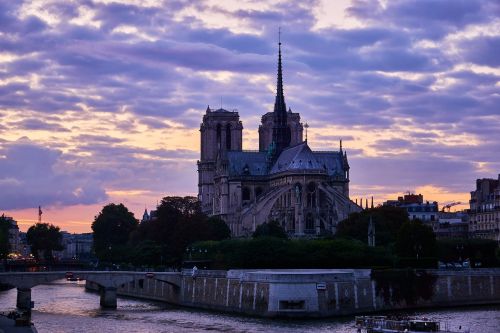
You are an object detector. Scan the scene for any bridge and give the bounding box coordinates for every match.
[0,271,182,309]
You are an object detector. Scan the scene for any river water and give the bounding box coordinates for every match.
[0,280,499,333]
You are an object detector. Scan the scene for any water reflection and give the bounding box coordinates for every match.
[0,281,499,333]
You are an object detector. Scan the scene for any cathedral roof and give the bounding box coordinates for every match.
[314,151,346,177]
[268,141,346,176]
[270,142,324,174]
[227,151,268,177]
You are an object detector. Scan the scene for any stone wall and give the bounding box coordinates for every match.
[86,268,500,318]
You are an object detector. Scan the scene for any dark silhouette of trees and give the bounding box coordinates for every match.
[26,223,64,260]
[395,219,436,259]
[0,215,11,258]
[252,220,287,239]
[129,196,232,266]
[207,216,231,240]
[336,206,410,246]
[92,203,138,262]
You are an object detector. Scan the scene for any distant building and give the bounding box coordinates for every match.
[433,212,469,239]
[55,232,93,260]
[141,208,158,223]
[1,215,22,255]
[383,193,439,222]
[469,174,500,243]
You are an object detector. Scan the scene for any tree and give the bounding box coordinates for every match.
[130,196,230,266]
[92,203,138,262]
[252,220,288,239]
[26,223,64,260]
[395,219,436,259]
[336,206,409,246]
[0,215,11,259]
[207,216,231,240]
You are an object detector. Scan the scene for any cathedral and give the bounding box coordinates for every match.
[197,42,361,237]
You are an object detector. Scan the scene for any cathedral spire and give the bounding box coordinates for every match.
[272,28,290,155]
[274,30,286,118]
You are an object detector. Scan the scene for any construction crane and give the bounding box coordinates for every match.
[441,202,462,212]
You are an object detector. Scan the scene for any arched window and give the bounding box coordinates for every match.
[255,187,263,198]
[216,123,222,148]
[307,182,316,208]
[294,183,302,204]
[226,123,231,150]
[305,213,314,232]
[242,187,251,201]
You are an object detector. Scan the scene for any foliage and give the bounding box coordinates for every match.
[437,238,499,267]
[130,196,231,266]
[191,238,394,269]
[92,203,138,262]
[129,240,164,266]
[336,206,410,246]
[252,220,288,239]
[26,223,64,260]
[206,216,231,241]
[395,219,437,259]
[0,215,11,259]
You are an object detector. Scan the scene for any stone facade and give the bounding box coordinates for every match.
[197,45,360,237]
[469,175,500,243]
[100,268,500,318]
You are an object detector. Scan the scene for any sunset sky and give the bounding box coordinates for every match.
[1,0,499,233]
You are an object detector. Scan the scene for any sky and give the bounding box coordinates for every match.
[0,0,499,233]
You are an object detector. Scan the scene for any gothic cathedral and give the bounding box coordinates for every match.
[197,42,361,237]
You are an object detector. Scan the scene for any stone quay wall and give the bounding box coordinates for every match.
[86,268,500,318]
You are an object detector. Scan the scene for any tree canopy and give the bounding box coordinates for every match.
[252,220,288,239]
[336,206,410,246]
[395,219,437,259]
[26,223,64,260]
[92,203,138,262]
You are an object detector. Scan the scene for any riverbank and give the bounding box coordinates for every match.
[86,268,500,318]
[0,314,37,333]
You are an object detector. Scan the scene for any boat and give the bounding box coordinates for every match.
[355,316,468,333]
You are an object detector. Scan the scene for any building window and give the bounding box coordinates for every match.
[294,183,302,204]
[307,182,316,208]
[242,187,251,201]
[305,213,314,232]
[226,123,231,150]
[216,123,222,148]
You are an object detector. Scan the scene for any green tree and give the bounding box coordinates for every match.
[336,206,409,246]
[0,215,12,259]
[395,220,436,259]
[252,220,288,239]
[207,216,231,240]
[92,203,138,262]
[130,196,210,266]
[26,223,64,260]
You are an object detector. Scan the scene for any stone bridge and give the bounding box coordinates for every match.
[0,271,182,309]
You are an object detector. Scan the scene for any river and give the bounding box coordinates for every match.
[0,280,499,332]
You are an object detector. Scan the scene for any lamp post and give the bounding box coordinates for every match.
[414,244,422,261]
[456,244,464,263]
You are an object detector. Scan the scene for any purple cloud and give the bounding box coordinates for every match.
[0,0,498,215]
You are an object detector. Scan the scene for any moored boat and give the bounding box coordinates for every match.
[355,315,468,333]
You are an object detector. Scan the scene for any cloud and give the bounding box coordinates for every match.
[0,0,499,228]
[0,138,107,210]
[9,118,70,132]
[461,36,500,67]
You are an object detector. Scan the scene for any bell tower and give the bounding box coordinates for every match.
[198,107,242,215]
